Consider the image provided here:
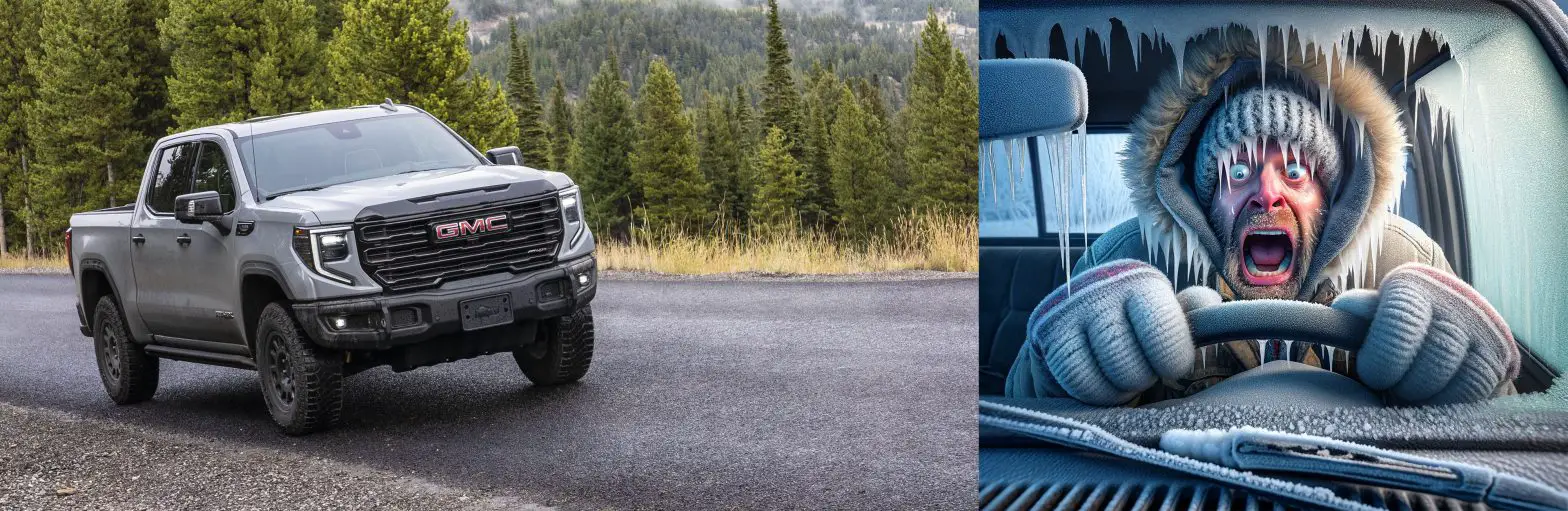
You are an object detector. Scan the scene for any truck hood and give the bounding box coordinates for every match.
[260,164,573,225]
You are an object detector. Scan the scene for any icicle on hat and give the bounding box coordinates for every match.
[1193,87,1341,210]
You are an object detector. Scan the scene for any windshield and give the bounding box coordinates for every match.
[977,0,1568,448]
[237,113,484,199]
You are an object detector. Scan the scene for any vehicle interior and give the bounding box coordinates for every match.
[978,0,1568,508]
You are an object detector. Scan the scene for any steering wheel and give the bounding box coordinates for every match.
[1150,299,1381,409]
[1187,299,1369,351]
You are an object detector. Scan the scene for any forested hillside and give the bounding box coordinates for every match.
[465,0,977,105]
[0,0,977,268]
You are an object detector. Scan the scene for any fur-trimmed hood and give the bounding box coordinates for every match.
[1120,27,1407,300]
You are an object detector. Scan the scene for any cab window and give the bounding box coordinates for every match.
[191,141,236,213]
[145,142,198,214]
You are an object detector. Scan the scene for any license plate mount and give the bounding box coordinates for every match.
[459,294,513,331]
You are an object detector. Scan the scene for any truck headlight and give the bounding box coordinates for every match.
[560,188,582,224]
[558,187,586,248]
[317,232,349,261]
[293,225,354,284]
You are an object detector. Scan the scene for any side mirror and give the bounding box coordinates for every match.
[174,191,229,235]
[485,146,523,166]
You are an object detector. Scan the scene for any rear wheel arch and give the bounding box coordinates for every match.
[78,260,118,316]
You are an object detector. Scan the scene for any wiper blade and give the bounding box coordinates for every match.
[978,400,1378,510]
[1162,427,1568,511]
[265,186,324,200]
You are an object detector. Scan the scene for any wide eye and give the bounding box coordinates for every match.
[1229,163,1251,181]
[1284,163,1307,181]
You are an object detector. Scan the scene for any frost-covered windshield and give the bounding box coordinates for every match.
[237,113,484,199]
[979,0,1568,428]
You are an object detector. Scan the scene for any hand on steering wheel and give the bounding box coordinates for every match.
[1331,263,1520,405]
[1005,260,1194,405]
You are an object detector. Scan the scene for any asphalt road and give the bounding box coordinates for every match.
[0,274,977,509]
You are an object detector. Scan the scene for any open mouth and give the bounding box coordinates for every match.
[1242,228,1294,286]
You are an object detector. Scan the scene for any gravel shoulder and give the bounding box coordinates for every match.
[0,403,550,510]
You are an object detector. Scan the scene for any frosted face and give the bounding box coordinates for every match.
[1210,139,1326,299]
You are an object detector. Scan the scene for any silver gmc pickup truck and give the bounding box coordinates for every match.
[67,103,598,435]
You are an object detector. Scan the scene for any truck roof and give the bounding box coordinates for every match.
[158,103,428,144]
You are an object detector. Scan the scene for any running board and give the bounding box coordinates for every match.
[143,345,256,370]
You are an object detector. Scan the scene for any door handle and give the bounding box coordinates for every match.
[131,234,145,245]
[176,234,191,246]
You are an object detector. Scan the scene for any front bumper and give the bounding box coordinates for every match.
[292,255,597,350]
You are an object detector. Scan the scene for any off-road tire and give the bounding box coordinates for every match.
[93,296,159,404]
[515,305,594,385]
[255,302,343,435]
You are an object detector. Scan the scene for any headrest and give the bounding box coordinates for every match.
[979,58,1088,140]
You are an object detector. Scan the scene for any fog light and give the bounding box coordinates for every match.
[325,313,378,331]
[577,273,589,285]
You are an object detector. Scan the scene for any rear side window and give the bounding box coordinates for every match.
[191,141,236,213]
[145,142,198,214]
[979,133,1138,239]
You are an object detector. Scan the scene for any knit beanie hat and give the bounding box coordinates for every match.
[1193,87,1341,210]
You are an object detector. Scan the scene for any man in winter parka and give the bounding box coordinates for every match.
[1005,29,1520,406]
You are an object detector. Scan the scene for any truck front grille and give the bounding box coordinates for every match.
[354,194,564,292]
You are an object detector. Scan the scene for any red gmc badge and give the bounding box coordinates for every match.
[432,214,509,241]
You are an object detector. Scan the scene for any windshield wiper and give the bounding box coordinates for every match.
[264,186,324,200]
[978,400,1379,510]
[1162,427,1568,511]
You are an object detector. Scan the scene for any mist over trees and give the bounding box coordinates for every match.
[0,0,977,255]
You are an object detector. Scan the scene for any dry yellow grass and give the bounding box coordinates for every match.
[598,211,978,274]
[0,213,978,276]
[0,254,69,271]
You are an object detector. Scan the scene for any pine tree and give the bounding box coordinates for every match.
[162,0,324,130]
[751,126,803,231]
[327,0,517,151]
[546,76,574,172]
[631,58,709,235]
[0,0,42,255]
[759,0,800,154]
[309,0,343,41]
[161,0,252,127]
[698,92,747,227]
[730,84,758,225]
[733,84,757,153]
[797,64,842,228]
[939,47,979,215]
[855,77,889,126]
[904,8,977,215]
[445,76,521,152]
[829,83,897,240]
[853,77,902,208]
[127,0,172,143]
[574,54,636,240]
[251,0,328,116]
[506,19,550,166]
[26,0,143,245]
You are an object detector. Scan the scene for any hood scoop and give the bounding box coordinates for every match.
[408,183,511,205]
